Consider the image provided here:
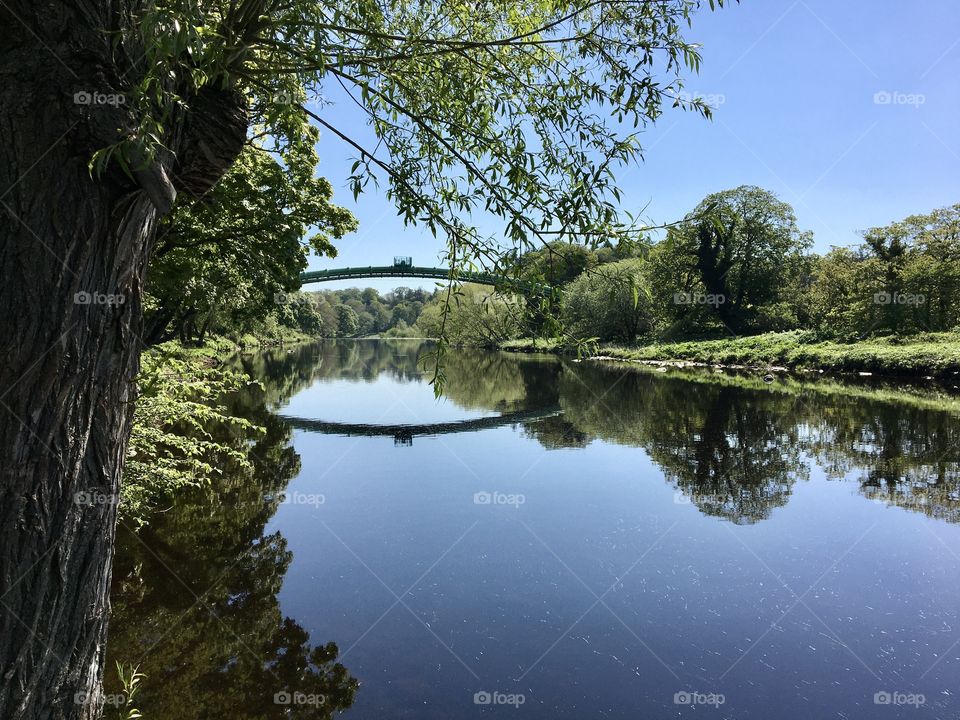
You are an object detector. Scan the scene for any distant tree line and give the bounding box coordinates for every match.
[533,186,960,344]
[282,286,436,338]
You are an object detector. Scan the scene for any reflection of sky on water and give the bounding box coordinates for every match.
[279,374,488,425]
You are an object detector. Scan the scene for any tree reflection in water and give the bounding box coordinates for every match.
[543,361,960,525]
[249,340,960,526]
[106,346,360,719]
[554,364,807,523]
[105,340,960,717]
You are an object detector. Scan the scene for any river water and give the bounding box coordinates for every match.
[106,339,960,719]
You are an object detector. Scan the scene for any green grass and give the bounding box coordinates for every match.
[504,330,960,378]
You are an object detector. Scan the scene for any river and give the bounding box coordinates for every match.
[105,339,960,719]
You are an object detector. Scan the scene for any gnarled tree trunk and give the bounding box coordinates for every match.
[0,2,246,718]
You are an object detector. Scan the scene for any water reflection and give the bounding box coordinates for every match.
[553,366,804,523]
[267,340,960,526]
[106,352,359,718]
[799,390,960,523]
[546,362,960,524]
[106,339,960,720]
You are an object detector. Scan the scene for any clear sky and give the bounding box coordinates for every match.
[306,0,960,292]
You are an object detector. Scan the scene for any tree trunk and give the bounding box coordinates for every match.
[0,3,246,718]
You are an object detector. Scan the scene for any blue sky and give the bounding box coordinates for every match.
[306,0,960,292]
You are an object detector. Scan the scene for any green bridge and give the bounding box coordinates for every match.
[298,256,541,290]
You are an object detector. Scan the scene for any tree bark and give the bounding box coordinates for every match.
[0,2,246,718]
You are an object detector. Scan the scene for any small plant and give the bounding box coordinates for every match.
[112,662,145,720]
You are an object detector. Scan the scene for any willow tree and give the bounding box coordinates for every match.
[0,0,726,717]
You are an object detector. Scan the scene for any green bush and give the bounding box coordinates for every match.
[562,259,653,342]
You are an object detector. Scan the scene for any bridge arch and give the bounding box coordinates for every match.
[279,406,561,445]
[299,265,503,287]
[298,259,546,292]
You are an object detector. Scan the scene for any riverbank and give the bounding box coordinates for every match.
[123,332,318,525]
[169,329,318,364]
[501,330,960,380]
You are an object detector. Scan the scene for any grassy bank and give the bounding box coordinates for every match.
[502,330,960,379]
[221,327,316,352]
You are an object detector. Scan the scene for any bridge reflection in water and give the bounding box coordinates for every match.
[279,406,562,445]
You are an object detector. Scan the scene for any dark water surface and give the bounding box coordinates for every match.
[106,339,960,719]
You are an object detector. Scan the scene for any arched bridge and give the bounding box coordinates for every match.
[299,265,504,287]
[279,405,561,445]
[298,257,543,291]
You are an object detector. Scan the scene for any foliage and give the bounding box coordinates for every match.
[335,304,359,336]
[338,286,431,336]
[510,194,959,355]
[803,204,960,336]
[93,0,731,387]
[383,319,413,337]
[415,284,526,347]
[118,0,725,242]
[518,242,600,287]
[108,663,145,720]
[517,240,649,285]
[122,342,264,526]
[145,142,356,345]
[562,259,653,342]
[648,185,813,334]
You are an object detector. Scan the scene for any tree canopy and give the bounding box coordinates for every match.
[650,185,813,334]
[563,258,653,342]
[99,0,730,355]
[145,141,357,343]
[803,203,960,337]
